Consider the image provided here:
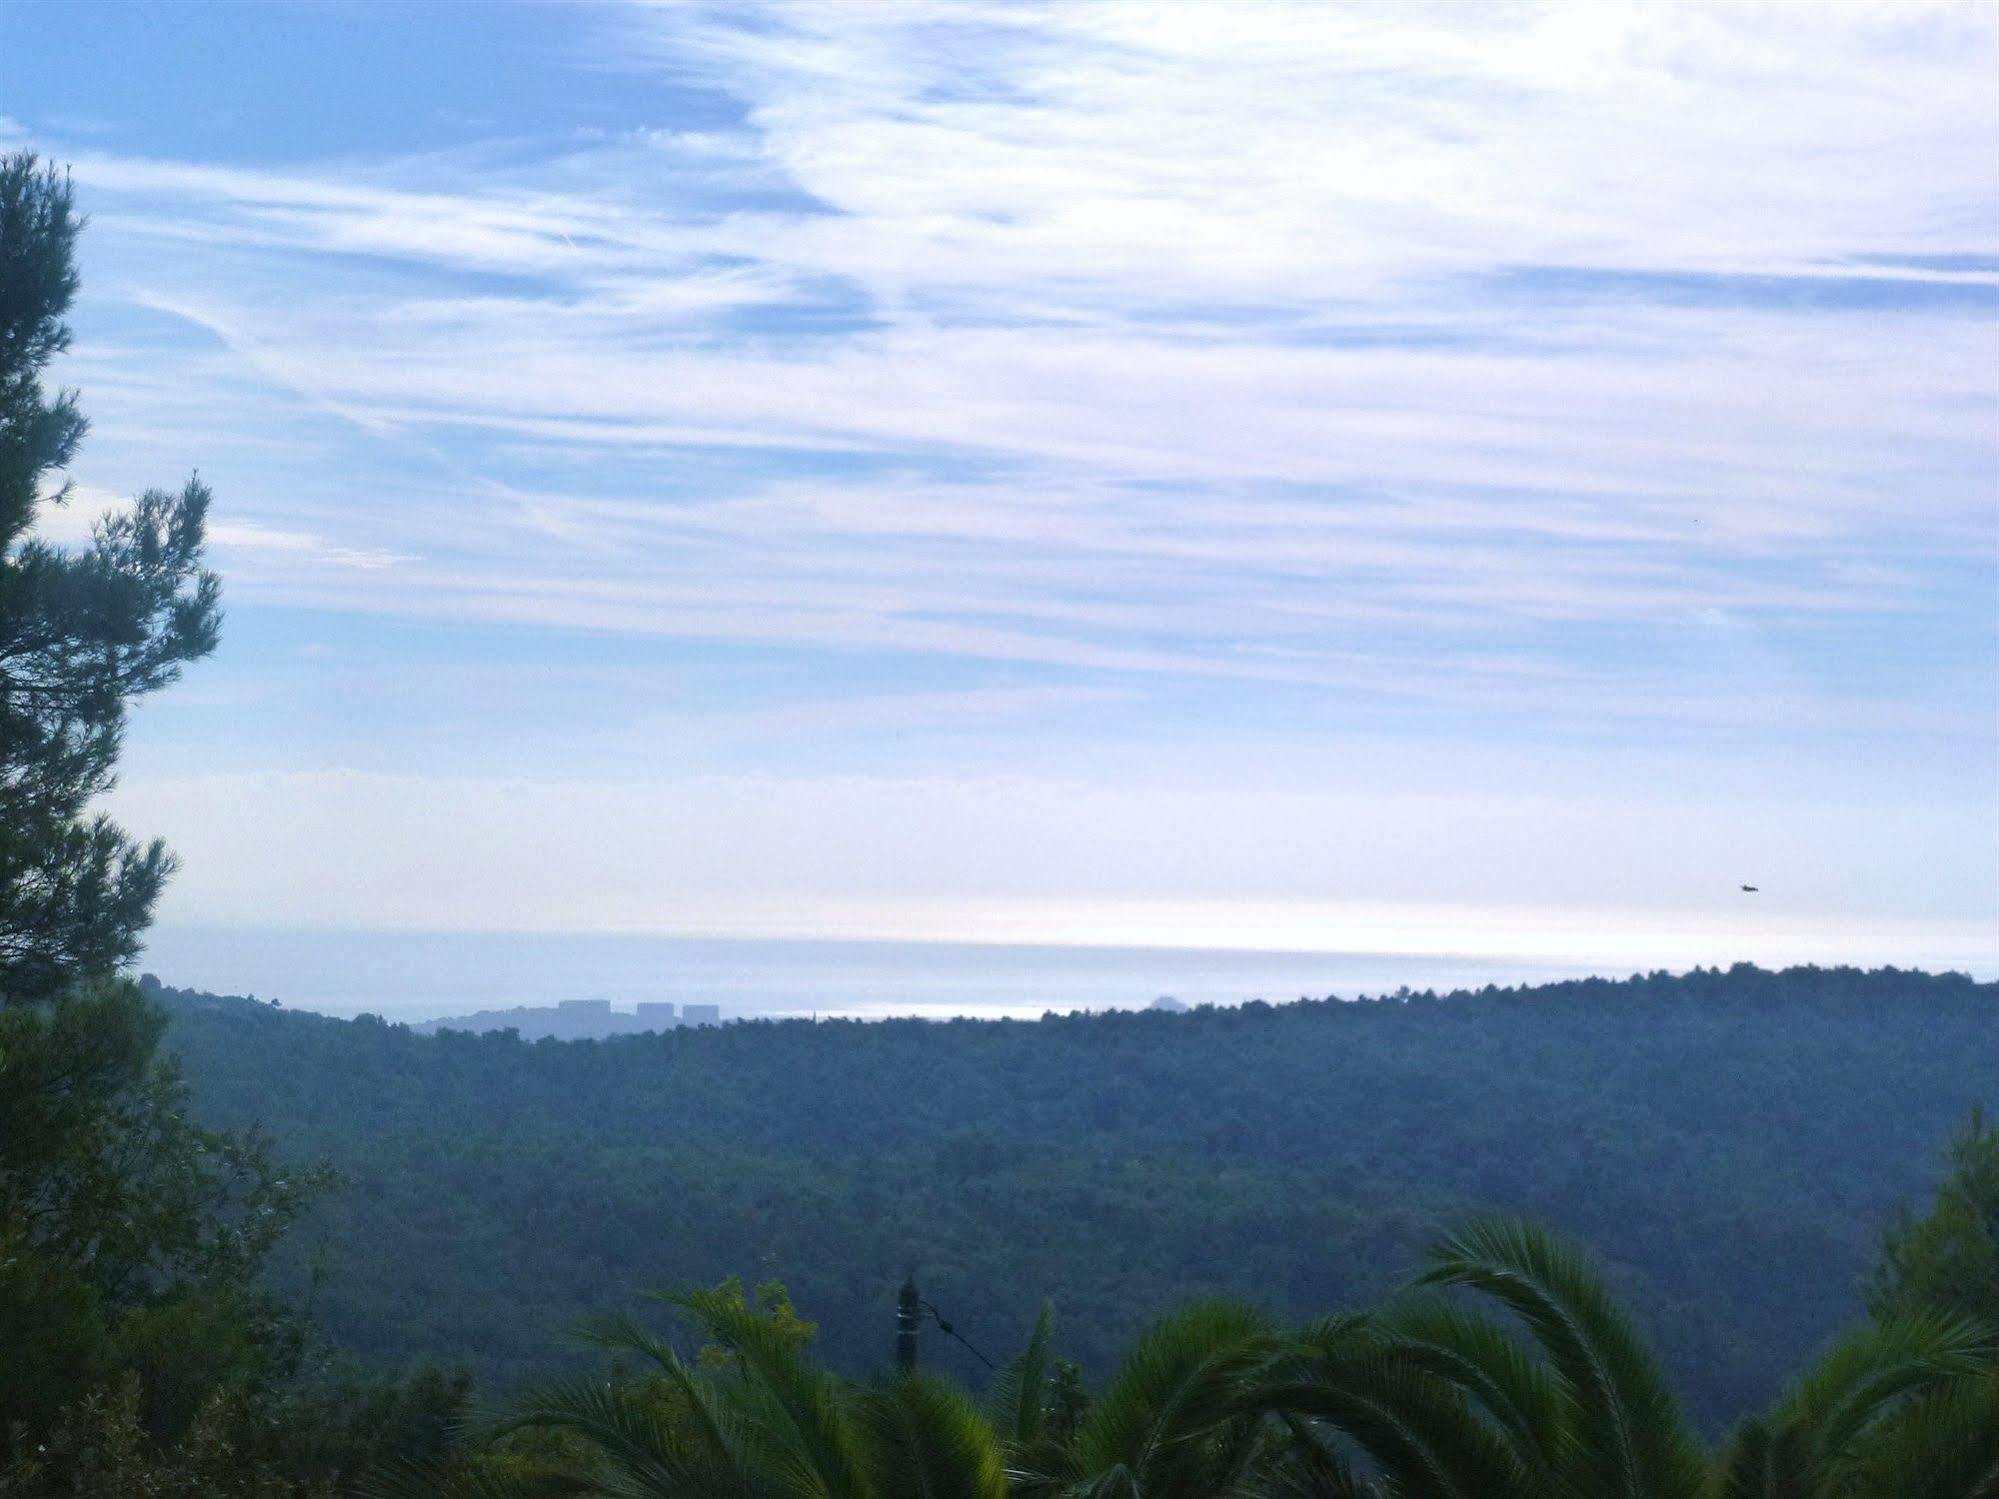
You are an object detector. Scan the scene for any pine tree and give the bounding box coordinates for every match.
[0,152,324,1481]
[0,152,219,1003]
[1869,1107,1999,1329]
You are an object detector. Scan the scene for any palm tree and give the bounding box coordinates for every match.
[1242,1218,1706,1499]
[1711,1311,1995,1499]
[998,1253,1594,1497]
[1256,1302,1565,1497]
[366,1220,1998,1498]
[984,1302,1068,1485]
[986,1220,1711,1498]
[1839,1367,1999,1499]
[1327,1219,1996,1499]
[1009,1299,1286,1497]
[366,1286,1008,1499]
[1408,1217,1708,1499]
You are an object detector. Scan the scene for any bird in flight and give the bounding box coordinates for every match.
[1740,884,1760,893]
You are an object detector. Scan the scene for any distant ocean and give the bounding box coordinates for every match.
[137,926,1609,1024]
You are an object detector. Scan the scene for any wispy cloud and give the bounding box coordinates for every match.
[209,519,412,571]
[14,1,1994,948]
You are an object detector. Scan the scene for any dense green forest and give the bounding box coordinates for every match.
[153,963,1996,1432]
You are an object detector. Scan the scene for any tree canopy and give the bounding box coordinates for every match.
[155,963,1997,1432]
[0,152,219,1004]
[1871,1107,1999,1331]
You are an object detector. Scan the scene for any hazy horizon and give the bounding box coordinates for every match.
[137,922,1998,1026]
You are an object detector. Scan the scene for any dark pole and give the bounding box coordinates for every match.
[895,1273,920,1373]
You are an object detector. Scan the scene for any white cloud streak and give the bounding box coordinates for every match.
[18,0,1995,945]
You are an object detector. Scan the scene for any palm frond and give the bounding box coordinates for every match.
[565,1310,749,1469]
[1372,1297,1564,1479]
[1707,1417,1810,1499]
[1068,1299,1283,1497]
[862,1372,1009,1499]
[1252,1353,1531,1499]
[1245,1412,1369,1499]
[1415,1217,1704,1499]
[1814,1364,1999,1499]
[653,1284,876,1499]
[481,1370,760,1499]
[1766,1308,1995,1464]
[986,1301,1055,1449]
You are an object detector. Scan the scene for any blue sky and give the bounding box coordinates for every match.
[4,0,1996,971]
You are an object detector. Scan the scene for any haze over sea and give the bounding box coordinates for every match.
[136,926,1996,1027]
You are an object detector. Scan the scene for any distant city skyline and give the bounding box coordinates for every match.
[3,1,1993,973]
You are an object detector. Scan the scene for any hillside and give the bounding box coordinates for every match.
[153,964,1996,1430]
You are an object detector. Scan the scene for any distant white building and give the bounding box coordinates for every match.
[635,1001,677,1030]
[558,998,612,1013]
[682,1003,722,1026]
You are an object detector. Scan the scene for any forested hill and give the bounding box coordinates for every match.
[154,964,1995,1431]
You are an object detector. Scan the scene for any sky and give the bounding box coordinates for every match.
[3,0,1996,974]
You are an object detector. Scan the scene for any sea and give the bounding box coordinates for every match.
[136,926,1611,1025]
